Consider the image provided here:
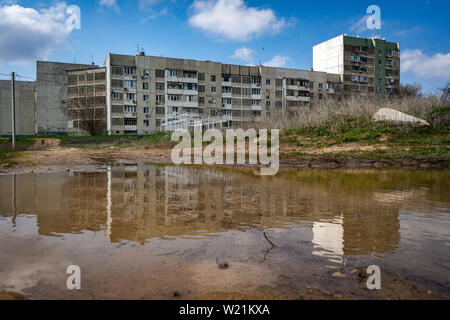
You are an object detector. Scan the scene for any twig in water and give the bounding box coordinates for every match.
[263,231,277,248]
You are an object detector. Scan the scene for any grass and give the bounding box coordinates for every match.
[282,116,449,148]
[58,132,172,149]
[280,107,450,162]
[0,138,36,166]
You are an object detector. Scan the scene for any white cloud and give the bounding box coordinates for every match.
[138,0,163,10]
[141,8,168,23]
[402,49,450,79]
[263,55,289,68]
[100,0,117,7]
[0,3,77,64]
[231,47,254,63]
[99,0,119,11]
[351,15,369,33]
[188,0,285,41]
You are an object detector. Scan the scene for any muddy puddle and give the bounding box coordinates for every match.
[0,165,449,299]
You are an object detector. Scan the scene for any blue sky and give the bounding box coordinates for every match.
[0,0,449,92]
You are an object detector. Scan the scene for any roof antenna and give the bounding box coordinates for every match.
[89,54,94,65]
[136,44,140,55]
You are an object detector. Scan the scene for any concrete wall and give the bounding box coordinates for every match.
[36,61,96,135]
[0,80,35,136]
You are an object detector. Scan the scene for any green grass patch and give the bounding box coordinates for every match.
[282,115,449,149]
[58,132,172,149]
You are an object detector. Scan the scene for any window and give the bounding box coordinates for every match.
[168,83,182,90]
[378,50,382,56]
[156,95,164,103]
[124,67,136,75]
[113,92,121,100]
[173,107,178,113]
[143,82,149,90]
[126,93,135,100]
[251,77,261,84]
[251,100,261,106]
[183,83,197,91]
[124,80,136,88]
[266,101,271,107]
[211,75,216,82]
[318,83,323,89]
[143,95,149,102]
[168,69,179,77]
[168,95,180,101]
[252,88,261,95]
[143,120,149,126]
[124,118,137,125]
[125,105,136,113]
[222,74,231,82]
[211,86,216,93]
[222,98,232,105]
[143,107,149,114]
[143,70,150,77]
[266,79,271,85]
[222,86,231,93]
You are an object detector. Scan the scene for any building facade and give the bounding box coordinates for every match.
[104,53,342,135]
[313,35,400,97]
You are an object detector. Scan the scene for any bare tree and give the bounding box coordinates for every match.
[396,83,422,98]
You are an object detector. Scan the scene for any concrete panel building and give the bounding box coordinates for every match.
[35,61,98,135]
[104,53,342,135]
[0,80,35,136]
[313,35,400,96]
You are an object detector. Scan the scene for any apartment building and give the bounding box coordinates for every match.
[313,35,400,97]
[67,68,107,134]
[104,53,342,135]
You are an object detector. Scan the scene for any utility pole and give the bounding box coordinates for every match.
[11,72,16,149]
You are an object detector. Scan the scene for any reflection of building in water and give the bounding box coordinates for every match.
[312,218,344,265]
[0,166,403,253]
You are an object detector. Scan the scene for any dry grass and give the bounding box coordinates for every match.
[245,95,449,131]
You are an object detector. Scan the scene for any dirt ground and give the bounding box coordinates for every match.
[1,268,447,300]
[0,138,447,174]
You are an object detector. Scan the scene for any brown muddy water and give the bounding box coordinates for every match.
[0,165,449,300]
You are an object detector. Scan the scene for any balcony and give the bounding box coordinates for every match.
[286,96,310,102]
[222,92,232,98]
[250,94,261,100]
[124,125,137,131]
[183,77,198,84]
[166,76,183,82]
[124,112,137,118]
[182,101,198,108]
[222,81,232,87]
[251,105,262,111]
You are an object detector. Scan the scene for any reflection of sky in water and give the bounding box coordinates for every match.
[312,218,344,265]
